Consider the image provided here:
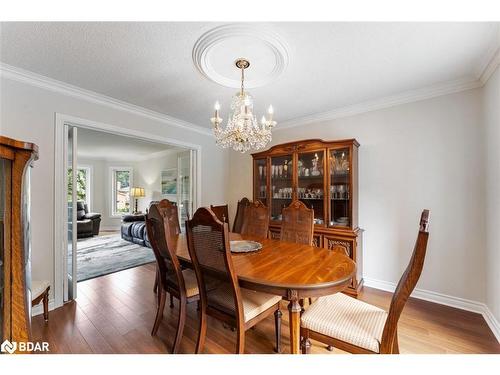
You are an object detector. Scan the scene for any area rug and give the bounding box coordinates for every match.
[76,234,155,282]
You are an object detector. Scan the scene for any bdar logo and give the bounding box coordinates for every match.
[1,339,17,354]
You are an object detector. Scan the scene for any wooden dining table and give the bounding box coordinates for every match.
[171,232,356,354]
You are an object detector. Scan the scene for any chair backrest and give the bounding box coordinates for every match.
[232,197,251,233]
[145,200,185,294]
[185,207,244,322]
[380,209,430,353]
[280,200,314,245]
[210,204,230,224]
[241,200,269,239]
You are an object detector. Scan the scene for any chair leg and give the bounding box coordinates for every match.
[172,297,186,354]
[170,293,174,308]
[153,268,158,294]
[308,297,313,306]
[300,327,311,354]
[274,307,282,353]
[43,290,49,322]
[299,299,305,314]
[235,326,245,354]
[151,290,166,336]
[195,304,207,354]
[392,330,400,354]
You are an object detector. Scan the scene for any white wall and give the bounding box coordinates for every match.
[0,76,229,302]
[483,65,500,324]
[131,151,180,213]
[79,152,180,229]
[228,88,486,303]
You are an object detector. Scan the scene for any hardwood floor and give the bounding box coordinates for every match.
[31,263,500,354]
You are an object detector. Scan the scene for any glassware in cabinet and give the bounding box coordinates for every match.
[329,147,351,228]
[270,155,293,221]
[297,150,326,225]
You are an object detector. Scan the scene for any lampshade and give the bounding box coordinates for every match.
[130,187,145,197]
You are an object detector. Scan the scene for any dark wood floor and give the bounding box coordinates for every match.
[31,263,500,354]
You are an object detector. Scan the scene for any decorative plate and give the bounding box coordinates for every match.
[230,240,262,253]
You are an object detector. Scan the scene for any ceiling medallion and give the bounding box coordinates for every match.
[210,58,277,153]
[193,24,290,89]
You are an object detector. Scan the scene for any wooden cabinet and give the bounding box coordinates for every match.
[1,136,38,350]
[252,139,363,296]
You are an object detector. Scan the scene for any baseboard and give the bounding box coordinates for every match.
[32,299,56,317]
[364,277,500,343]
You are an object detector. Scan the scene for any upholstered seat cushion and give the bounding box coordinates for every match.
[165,269,200,298]
[31,280,50,300]
[301,292,388,353]
[207,284,281,322]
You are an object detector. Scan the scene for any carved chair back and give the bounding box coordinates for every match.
[379,209,430,353]
[185,207,245,323]
[210,204,230,224]
[145,200,185,295]
[232,197,251,233]
[280,200,314,245]
[241,200,269,239]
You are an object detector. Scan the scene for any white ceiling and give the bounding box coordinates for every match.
[77,127,184,162]
[1,22,498,129]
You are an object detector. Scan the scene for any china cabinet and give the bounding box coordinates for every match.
[1,136,38,350]
[252,139,363,296]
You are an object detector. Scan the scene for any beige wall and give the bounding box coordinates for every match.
[228,88,486,303]
[0,76,229,302]
[483,65,500,324]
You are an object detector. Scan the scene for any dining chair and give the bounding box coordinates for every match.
[210,204,230,225]
[280,200,315,307]
[241,200,269,239]
[232,197,251,233]
[300,209,430,354]
[280,200,314,245]
[145,200,199,353]
[31,280,50,322]
[186,207,282,354]
[152,200,180,298]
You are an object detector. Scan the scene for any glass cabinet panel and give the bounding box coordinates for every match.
[297,151,325,225]
[254,158,268,207]
[329,148,351,227]
[270,155,293,221]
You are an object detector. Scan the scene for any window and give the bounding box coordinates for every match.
[111,167,133,216]
[67,166,92,209]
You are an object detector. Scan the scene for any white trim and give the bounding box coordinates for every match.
[0,63,212,136]
[53,113,202,312]
[364,277,500,343]
[109,166,134,217]
[276,78,482,131]
[479,46,500,85]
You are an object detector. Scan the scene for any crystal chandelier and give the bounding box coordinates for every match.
[211,58,277,153]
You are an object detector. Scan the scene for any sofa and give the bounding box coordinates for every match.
[76,201,101,238]
[121,214,151,248]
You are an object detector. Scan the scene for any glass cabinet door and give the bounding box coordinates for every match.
[270,154,293,222]
[297,150,326,225]
[329,147,351,227]
[254,158,268,207]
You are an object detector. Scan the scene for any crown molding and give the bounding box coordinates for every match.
[477,24,500,85]
[275,77,482,131]
[0,63,213,136]
[479,46,500,85]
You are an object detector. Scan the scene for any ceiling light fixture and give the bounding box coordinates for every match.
[211,58,276,153]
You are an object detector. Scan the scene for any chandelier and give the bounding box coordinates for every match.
[210,58,277,153]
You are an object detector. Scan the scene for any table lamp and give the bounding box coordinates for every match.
[130,187,145,214]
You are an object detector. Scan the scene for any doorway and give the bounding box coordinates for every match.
[55,114,201,307]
